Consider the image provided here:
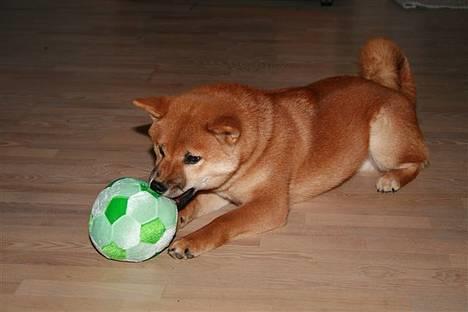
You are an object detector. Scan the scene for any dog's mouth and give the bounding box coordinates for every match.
[172,188,196,211]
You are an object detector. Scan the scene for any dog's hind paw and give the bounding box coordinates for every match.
[376,174,400,193]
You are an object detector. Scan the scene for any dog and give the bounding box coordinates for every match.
[133,38,428,259]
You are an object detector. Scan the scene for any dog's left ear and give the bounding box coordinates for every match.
[133,96,170,120]
[207,115,241,145]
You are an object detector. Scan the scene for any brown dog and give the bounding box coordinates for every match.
[133,38,428,259]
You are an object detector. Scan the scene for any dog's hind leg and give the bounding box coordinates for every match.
[376,163,423,192]
[369,101,428,193]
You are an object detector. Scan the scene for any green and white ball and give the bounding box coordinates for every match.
[88,177,177,262]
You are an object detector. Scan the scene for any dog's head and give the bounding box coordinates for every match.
[134,91,243,205]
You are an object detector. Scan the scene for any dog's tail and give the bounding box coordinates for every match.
[359,37,416,105]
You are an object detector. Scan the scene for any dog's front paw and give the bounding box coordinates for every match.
[168,238,198,260]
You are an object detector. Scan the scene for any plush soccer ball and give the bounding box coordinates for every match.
[88,177,177,262]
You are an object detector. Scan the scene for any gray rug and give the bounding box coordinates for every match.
[394,0,468,8]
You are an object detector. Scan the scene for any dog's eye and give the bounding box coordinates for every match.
[184,152,201,165]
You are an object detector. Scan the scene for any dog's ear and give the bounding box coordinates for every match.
[207,115,241,145]
[133,97,170,120]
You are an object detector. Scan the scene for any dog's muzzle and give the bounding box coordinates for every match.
[149,168,196,211]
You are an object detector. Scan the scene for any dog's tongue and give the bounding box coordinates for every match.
[174,188,196,211]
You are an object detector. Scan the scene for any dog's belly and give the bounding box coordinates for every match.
[357,158,379,175]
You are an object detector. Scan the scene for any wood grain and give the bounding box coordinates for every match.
[1,0,467,311]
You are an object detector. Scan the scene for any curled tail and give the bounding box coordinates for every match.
[359,37,416,105]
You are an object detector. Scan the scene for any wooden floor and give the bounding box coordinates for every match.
[1,0,467,311]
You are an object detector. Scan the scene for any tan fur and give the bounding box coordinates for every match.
[133,38,428,259]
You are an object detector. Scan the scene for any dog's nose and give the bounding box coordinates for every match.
[150,180,168,194]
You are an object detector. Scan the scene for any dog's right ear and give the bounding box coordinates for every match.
[133,97,170,120]
[207,115,241,145]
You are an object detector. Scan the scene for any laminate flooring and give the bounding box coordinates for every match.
[0,1,467,311]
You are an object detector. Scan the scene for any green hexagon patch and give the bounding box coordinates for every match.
[140,218,166,244]
[101,242,126,260]
[105,196,128,224]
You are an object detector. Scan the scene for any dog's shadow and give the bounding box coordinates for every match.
[133,123,155,159]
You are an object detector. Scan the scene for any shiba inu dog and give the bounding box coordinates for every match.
[133,38,428,259]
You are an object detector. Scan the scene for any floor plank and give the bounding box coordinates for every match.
[1,0,467,311]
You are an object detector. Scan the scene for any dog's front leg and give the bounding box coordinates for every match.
[178,192,229,228]
[168,194,289,259]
